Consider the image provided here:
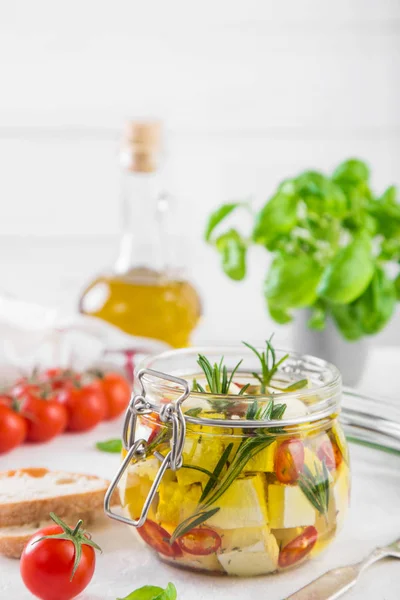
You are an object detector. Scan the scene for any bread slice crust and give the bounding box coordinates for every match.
[0,467,117,558]
[0,468,110,528]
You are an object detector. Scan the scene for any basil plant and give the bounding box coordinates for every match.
[205,159,400,341]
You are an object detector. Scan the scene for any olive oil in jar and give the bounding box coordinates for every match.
[79,121,201,347]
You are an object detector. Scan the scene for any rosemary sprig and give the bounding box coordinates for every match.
[184,407,202,418]
[170,399,287,543]
[200,442,233,503]
[170,507,221,543]
[197,354,243,394]
[244,337,308,393]
[243,337,289,393]
[246,399,287,421]
[238,383,250,395]
[298,459,330,518]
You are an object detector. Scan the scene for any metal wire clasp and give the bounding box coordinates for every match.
[104,368,190,528]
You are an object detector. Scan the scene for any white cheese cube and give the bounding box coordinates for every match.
[218,534,279,576]
[333,464,350,530]
[207,475,269,529]
[268,484,316,528]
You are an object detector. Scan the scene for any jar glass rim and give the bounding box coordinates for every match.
[136,345,342,427]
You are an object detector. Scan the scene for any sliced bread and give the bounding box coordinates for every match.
[0,467,116,558]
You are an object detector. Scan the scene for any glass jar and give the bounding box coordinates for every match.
[105,346,350,577]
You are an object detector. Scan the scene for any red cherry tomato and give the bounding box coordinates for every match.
[21,394,68,443]
[278,526,318,568]
[317,435,343,471]
[57,383,107,432]
[177,527,221,555]
[0,405,27,453]
[137,520,182,558]
[317,439,336,470]
[0,394,12,407]
[331,437,343,470]
[97,372,131,420]
[275,438,305,484]
[20,517,99,600]
[143,412,162,445]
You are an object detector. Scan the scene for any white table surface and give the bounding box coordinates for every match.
[1,347,400,600]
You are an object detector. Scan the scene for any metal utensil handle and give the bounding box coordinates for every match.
[286,544,398,600]
[104,368,190,528]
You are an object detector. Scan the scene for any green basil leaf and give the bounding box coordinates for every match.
[96,439,122,453]
[395,273,400,300]
[164,584,177,600]
[253,190,298,249]
[296,171,347,218]
[268,304,293,324]
[379,185,397,205]
[353,266,396,334]
[204,203,240,242]
[369,185,400,239]
[379,238,400,261]
[117,585,167,600]
[265,253,322,309]
[330,304,364,341]
[308,305,326,331]
[317,234,374,304]
[215,229,247,281]
[332,159,370,186]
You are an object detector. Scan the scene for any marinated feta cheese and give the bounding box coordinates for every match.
[282,398,308,419]
[173,553,224,573]
[156,481,201,524]
[177,435,225,486]
[218,534,279,576]
[333,464,350,530]
[220,524,274,552]
[208,474,269,529]
[244,441,277,473]
[268,484,316,528]
[129,457,160,480]
[271,527,304,549]
[119,472,154,521]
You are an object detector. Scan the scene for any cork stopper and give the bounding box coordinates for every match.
[121,120,162,173]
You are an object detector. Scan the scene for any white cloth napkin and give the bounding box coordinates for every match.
[0,295,169,385]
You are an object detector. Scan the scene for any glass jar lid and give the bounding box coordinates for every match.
[137,345,342,429]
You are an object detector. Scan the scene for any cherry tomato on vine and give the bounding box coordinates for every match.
[21,393,68,443]
[137,520,182,558]
[57,382,107,432]
[20,513,101,600]
[96,372,131,420]
[275,438,305,484]
[38,368,80,391]
[0,405,27,453]
[278,526,318,568]
[177,527,221,555]
[12,380,42,399]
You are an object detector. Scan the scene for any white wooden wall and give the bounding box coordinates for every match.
[1,0,400,345]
